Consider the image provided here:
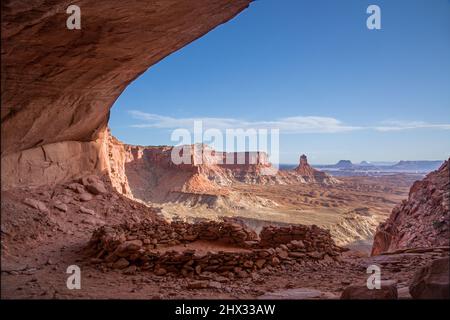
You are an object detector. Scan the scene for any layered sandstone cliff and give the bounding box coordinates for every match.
[1,0,252,190]
[371,159,450,255]
[102,132,339,207]
[105,133,278,203]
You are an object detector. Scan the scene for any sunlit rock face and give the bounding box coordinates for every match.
[1,0,252,189]
[293,154,337,184]
[103,134,279,203]
[295,154,315,177]
[101,132,341,207]
[371,160,450,256]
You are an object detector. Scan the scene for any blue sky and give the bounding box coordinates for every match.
[109,0,450,164]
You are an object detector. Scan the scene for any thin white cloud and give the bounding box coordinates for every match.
[374,120,450,132]
[129,111,450,133]
[129,111,361,133]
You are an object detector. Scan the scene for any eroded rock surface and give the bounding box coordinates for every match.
[1,0,252,189]
[103,134,339,207]
[294,154,337,184]
[340,283,398,300]
[371,160,450,255]
[409,257,450,299]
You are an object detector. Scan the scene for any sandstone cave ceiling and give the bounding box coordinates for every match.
[1,0,252,156]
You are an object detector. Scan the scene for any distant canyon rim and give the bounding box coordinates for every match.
[1,0,449,299]
[105,132,417,249]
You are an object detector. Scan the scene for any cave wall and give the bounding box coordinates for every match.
[1,137,105,189]
[1,0,252,189]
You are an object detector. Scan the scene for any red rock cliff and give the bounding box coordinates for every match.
[105,134,279,203]
[371,159,450,255]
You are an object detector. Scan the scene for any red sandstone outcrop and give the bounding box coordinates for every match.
[292,154,338,184]
[1,0,252,190]
[102,133,339,206]
[108,138,281,204]
[409,257,449,299]
[371,159,450,255]
[0,134,108,189]
[106,140,234,203]
[340,283,398,300]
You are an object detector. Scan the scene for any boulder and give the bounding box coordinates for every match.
[114,240,143,257]
[187,280,210,289]
[86,181,107,195]
[67,183,85,194]
[79,193,93,202]
[82,217,102,226]
[409,257,449,299]
[255,259,266,269]
[112,258,129,269]
[154,268,167,276]
[23,198,48,212]
[54,202,68,212]
[208,281,222,289]
[122,265,137,275]
[79,206,96,216]
[340,283,398,300]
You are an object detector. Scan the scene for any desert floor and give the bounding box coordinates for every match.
[3,173,444,299]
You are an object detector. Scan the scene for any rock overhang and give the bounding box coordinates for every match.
[1,0,252,155]
[1,0,253,188]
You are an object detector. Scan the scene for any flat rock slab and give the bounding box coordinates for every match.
[340,284,398,299]
[258,288,337,300]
